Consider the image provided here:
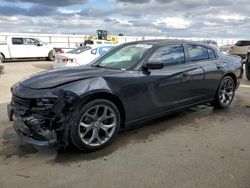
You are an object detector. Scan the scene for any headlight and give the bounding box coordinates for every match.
[35,98,57,110]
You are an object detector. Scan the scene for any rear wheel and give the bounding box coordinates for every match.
[70,99,121,151]
[213,76,235,108]
[246,63,250,80]
[48,50,55,61]
[0,53,4,63]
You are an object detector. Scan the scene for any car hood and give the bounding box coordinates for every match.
[19,66,121,89]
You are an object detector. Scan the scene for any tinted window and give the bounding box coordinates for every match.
[149,45,185,66]
[12,38,24,45]
[235,41,250,46]
[187,45,209,62]
[208,49,216,59]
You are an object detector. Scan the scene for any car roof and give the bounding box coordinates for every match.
[125,39,219,51]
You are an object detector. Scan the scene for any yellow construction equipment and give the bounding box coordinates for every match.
[84,30,118,44]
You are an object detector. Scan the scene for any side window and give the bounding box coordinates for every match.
[149,45,185,66]
[208,49,216,59]
[25,38,40,45]
[187,45,209,62]
[99,47,112,55]
[12,38,24,45]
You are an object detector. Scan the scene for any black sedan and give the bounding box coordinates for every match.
[8,40,243,151]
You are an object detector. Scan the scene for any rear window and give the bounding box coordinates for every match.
[67,47,91,54]
[208,49,216,59]
[187,45,209,62]
[12,38,24,45]
[235,41,250,46]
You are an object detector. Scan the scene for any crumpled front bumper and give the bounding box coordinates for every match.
[8,104,58,147]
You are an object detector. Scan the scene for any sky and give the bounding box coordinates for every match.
[0,0,249,38]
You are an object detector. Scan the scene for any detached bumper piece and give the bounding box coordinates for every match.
[8,104,58,147]
[13,116,57,146]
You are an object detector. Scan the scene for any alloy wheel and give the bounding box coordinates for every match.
[219,78,234,106]
[78,105,117,147]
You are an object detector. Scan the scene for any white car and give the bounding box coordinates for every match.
[0,36,55,61]
[228,40,250,59]
[53,45,115,69]
[76,40,113,47]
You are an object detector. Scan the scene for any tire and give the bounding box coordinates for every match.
[246,63,250,81]
[70,99,121,151]
[48,50,55,61]
[0,53,4,63]
[213,76,235,109]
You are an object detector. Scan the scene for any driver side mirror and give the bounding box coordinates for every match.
[144,62,164,69]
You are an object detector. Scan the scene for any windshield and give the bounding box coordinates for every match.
[68,46,91,54]
[91,44,152,70]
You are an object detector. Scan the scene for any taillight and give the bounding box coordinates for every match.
[59,58,76,65]
[61,59,69,65]
[56,49,64,54]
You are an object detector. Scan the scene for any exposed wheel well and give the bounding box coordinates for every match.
[83,92,126,129]
[223,73,237,86]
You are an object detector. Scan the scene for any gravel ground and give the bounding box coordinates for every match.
[0,61,250,188]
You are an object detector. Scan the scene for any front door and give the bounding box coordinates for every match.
[139,44,205,118]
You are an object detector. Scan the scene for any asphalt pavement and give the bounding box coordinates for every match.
[0,61,250,188]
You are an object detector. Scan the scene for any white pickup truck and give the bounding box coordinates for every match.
[0,36,55,62]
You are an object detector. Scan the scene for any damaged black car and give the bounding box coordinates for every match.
[8,40,243,151]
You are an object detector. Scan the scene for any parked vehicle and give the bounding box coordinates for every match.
[76,39,113,47]
[8,40,243,151]
[0,36,55,61]
[53,45,115,69]
[229,40,250,59]
[246,52,250,80]
[219,44,234,53]
[202,40,218,48]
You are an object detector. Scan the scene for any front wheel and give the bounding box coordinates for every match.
[70,99,121,151]
[213,76,235,108]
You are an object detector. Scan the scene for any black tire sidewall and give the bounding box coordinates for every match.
[245,64,250,80]
[0,54,4,63]
[70,99,121,151]
[215,76,235,108]
[48,50,55,61]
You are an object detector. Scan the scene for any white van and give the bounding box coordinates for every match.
[0,36,55,61]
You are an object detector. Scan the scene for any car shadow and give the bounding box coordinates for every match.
[53,105,215,164]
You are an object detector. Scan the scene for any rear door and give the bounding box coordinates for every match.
[185,44,225,99]
[9,37,28,58]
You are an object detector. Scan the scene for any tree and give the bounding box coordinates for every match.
[118,33,124,36]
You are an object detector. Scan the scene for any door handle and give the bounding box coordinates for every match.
[216,64,223,69]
